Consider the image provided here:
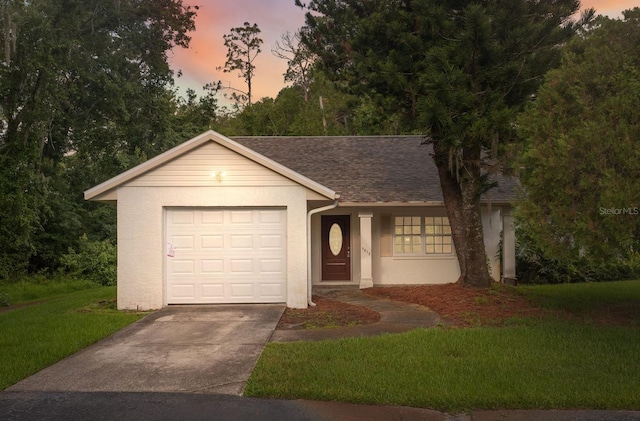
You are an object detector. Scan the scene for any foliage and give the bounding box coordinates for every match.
[172,85,220,137]
[59,236,117,286]
[0,286,145,391]
[272,30,316,102]
[296,0,586,287]
[0,154,46,277]
[0,0,197,278]
[217,22,263,107]
[516,9,640,267]
[516,228,640,284]
[219,72,356,136]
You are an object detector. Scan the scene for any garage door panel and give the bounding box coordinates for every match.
[166,208,286,304]
[259,259,285,274]
[170,284,195,299]
[171,235,194,250]
[260,209,284,221]
[230,283,254,298]
[201,235,223,250]
[201,259,224,274]
[170,212,194,225]
[229,210,253,225]
[201,283,225,299]
[259,234,285,249]
[230,259,254,274]
[201,210,224,224]
[260,282,285,298]
[170,259,195,274]
[230,234,254,249]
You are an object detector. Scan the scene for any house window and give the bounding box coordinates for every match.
[394,216,422,254]
[425,216,452,254]
[393,215,453,255]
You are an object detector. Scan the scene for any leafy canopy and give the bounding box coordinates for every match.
[296,0,584,287]
[516,8,640,265]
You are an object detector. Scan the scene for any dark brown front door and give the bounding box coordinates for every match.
[321,215,351,281]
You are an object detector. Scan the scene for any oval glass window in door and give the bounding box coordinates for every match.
[329,223,343,256]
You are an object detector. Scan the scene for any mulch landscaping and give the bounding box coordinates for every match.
[278,283,560,329]
[365,283,555,327]
[278,295,381,329]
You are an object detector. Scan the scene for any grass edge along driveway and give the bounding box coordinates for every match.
[0,286,146,391]
[245,281,640,413]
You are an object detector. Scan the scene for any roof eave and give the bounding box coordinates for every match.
[84,130,338,202]
[336,200,513,207]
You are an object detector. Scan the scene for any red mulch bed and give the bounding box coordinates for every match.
[278,295,381,329]
[279,283,638,329]
[365,283,555,327]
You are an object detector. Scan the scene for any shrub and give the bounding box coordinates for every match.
[60,235,116,286]
[0,291,10,307]
[515,228,640,284]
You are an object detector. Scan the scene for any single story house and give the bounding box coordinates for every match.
[85,130,517,310]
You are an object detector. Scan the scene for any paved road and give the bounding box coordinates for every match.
[2,391,640,421]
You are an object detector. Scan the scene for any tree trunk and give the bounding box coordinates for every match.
[434,142,493,288]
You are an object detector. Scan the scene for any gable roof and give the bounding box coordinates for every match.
[232,136,517,204]
[84,131,338,201]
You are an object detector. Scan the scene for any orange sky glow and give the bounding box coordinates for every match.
[169,0,638,103]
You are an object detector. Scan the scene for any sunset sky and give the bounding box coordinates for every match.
[169,0,638,102]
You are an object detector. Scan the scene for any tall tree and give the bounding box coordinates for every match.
[218,22,263,107]
[272,30,316,102]
[0,0,197,276]
[516,8,640,266]
[297,0,586,287]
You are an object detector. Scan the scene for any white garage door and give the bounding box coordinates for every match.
[166,208,287,304]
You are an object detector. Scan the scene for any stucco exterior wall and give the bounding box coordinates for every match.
[375,207,460,285]
[117,185,310,310]
[311,206,507,286]
[482,207,503,283]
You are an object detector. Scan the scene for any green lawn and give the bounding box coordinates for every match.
[0,286,146,391]
[518,280,640,316]
[245,281,640,412]
[0,277,98,305]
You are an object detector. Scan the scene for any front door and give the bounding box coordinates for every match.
[321,215,351,281]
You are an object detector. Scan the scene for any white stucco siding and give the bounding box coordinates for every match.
[117,188,163,311]
[377,256,460,284]
[375,208,461,285]
[481,207,503,283]
[116,185,309,310]
[310,206,508,286]
[311,207,462,286]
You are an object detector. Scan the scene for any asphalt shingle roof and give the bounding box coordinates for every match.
[232,135,517,204]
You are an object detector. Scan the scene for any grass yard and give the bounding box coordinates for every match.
[0,276,98,306]
[0,285,146,390]
[245,280,640,412]
[518,281,640,325]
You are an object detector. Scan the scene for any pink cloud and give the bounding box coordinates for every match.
[170,0,637,102]
[581,0,638,16]
[170,0,306,102]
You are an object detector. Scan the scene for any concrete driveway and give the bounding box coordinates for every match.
[6,305,285,396]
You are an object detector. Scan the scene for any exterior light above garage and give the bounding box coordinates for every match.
[210,171,225,181]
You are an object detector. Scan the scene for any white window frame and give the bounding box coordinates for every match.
[393,215,453,256]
